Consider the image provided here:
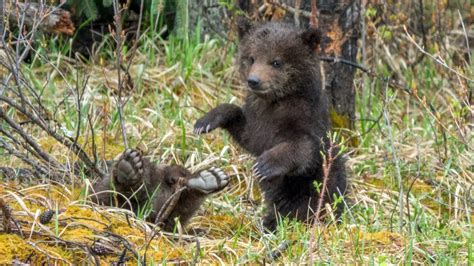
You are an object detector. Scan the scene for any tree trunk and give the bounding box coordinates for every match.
[185,0,231,39]
[6,2,75,35]
[315,0,360,146]
[238,0,360,146]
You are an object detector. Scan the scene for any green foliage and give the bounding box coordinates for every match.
[1,1,471,264]
[66,0,118,21]
[70,0,100,21]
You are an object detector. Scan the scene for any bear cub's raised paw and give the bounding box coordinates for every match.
[113,149,144,185]
[188,167,229,194]
[194,113,223,135]
[194,104,243,135]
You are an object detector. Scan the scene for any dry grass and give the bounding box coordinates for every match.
[0,3,473,264]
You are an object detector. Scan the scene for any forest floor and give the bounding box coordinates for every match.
[0,20,473,264]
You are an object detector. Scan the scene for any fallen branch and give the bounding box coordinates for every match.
[8,2,75,35]
[154,178,187,225]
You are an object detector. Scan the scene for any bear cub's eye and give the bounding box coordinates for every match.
[271,59,283,68]
[249,57,255,65]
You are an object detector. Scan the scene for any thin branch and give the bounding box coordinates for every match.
[308,137,339,265]
[458,10,471,65]
[112,0,129,150]
[320,56,370,73]
[7,2,75,35]
[403,26,473,82]
[0,139,54,179]
[0,108,62,169]
[383,90,404,232]
[154,184,187,225]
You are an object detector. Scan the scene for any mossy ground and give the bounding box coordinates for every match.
[0,6,473,264]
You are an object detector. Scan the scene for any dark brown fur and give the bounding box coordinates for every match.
[92,149,228,231]
[194,21,347,231]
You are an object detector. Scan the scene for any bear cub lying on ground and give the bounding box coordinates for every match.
[195,20,348,230]
[92,149,229,231]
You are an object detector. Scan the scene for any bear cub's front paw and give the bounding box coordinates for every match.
[187,167,230,194]
[194,113,225,135]
[113,149,144,185]
[253,154,289,182]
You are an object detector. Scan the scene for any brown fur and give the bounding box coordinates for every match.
[195,21,347,231]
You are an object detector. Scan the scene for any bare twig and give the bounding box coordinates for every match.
[0,198,12,233]
[383,88,404,232]
[404,26,473,82]
[0,139,55,179]
[458,10,471,65]
[308,137,342,264]
[315,140,336,220]
[191,237,201,266]
[7,2,75,35]
[0,5,106,180]
[143,178,187,264]
[154,181,187,225]
[112,0,129,150]
[0,95,105,178]
[269,240,293,261]
[320,56,370,73]
[0,108,62,169]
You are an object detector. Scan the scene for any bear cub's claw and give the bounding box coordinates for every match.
[114,149,144,184]
[187,167,229,194]
[194,115,223,135]
[252,155,288,182]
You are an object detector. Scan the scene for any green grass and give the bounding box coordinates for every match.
[0,12,472,265]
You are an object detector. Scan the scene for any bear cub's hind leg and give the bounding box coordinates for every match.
[112,149,144,186]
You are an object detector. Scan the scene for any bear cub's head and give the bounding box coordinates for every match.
[237,19,322,100]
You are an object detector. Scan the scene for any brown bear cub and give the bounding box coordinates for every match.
[92,149,229,231]
[194,21,347,231]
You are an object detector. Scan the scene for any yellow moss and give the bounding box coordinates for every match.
[71,187,85,201]
[36,243,74,263]
[364,177,386,188]
[0,234,34,263]
[61,228,94,243]
[209,214,234,224]
[0,234,73,264]
[329,107,359,147]
[140,237,184,262]
[38,133,124,162]
[356,230,404,246]
[207,214,249,231]
[111,224,145,245]
[406,179,432,194]
[62,205,109,230]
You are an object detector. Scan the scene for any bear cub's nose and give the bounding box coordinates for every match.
[247,76,261,90]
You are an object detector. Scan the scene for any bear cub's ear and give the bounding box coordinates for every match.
[301,28,321,50]
[236,16,253,40]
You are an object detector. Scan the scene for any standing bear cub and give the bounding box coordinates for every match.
[194,21,347,230]
[92,149,229,231]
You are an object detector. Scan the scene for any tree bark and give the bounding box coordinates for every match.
[7,2,75,35]
[315,0,360,146]
[187,0,231,38]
